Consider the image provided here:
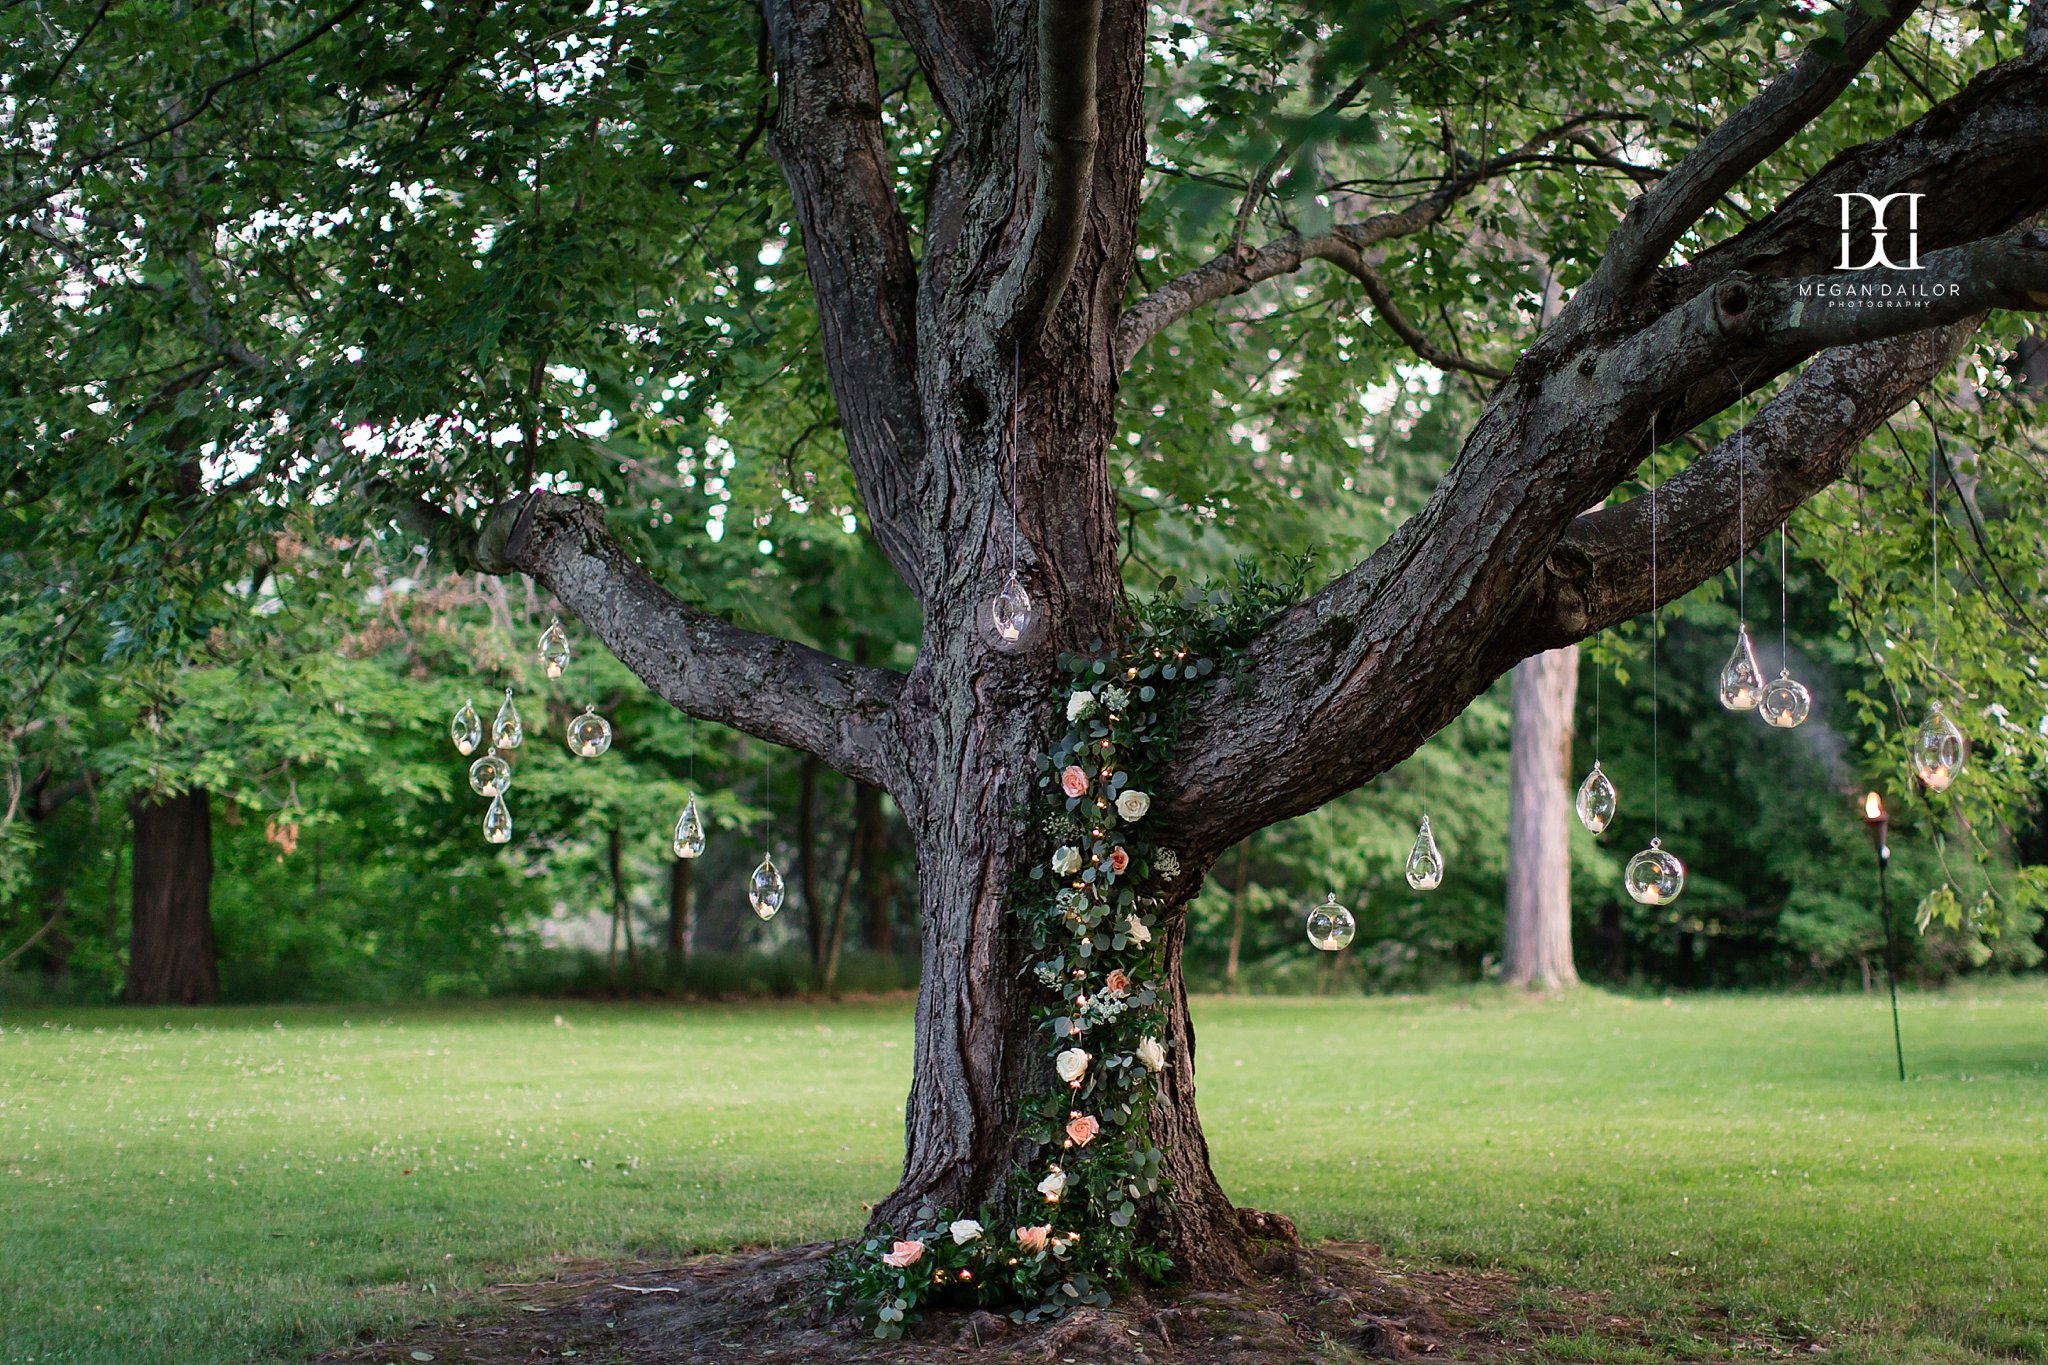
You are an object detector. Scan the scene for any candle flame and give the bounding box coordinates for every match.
[1864,791,1884,820]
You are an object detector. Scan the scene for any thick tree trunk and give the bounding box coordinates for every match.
[667,856,694,967]
[1502,647,1580,989]
[124,788,216,1005]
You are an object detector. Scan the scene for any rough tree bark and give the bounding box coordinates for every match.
[125,788,216,1005]
[457,0,2048,1285]
[1502,648,1581,989]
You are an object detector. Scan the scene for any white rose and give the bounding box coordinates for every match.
[1050,845,1082,876]
[1054,1047,1090,1084]
[1066,690,1096,722]
[1115,790,1151,822]
[1135,1036,1167,1073]
[949,1218,984,1245]
[1038,1167,1067,1201]
[1125,915,1151,946]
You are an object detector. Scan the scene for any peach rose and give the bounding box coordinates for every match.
[1066,1114,1101,1147]
[1017,1223,1053,1254]
[1105,969,1131,995]
[1108,846,1130,875]
[1060,765,1088,798]
[881,1238,925,1268]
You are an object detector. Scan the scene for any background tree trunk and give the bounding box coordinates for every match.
[1224,840,1250,992]
[124,789,216,1004]
[667,856,694,967]
[1502,647,1580,989]
[799,754,824,975]
[856,783,893,954]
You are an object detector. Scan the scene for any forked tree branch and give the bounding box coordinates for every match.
[488,492,909,792]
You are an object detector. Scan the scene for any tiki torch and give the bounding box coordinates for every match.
[1863,792,1905,1081]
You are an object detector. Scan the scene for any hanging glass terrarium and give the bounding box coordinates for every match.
[450,698,482,756]
[1404,815,1443,891]
[748,854,785,920]
[1305,893,1356,952]
[1758,670,1811,729]
[565,707,612,758]
[1624,838,1684,905]
[1912,702,1966,792]
[672,797,706,859]
[468,748,511,797]
[1717,624,1764,711]
[1575,762,1617,834]
[491,687,524,750]
[482,792,513,845]
[537,617,571,679]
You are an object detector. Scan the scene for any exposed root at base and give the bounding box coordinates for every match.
[315,1240,1778,1364]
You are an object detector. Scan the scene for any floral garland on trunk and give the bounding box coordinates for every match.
[826,632,1216,1336]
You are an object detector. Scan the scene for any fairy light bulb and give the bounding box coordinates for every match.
[1912,702,1966,791]
[1404,815,1443,891]
[491,687,523,749]
[672,797,706,858]
[748,854,785,920]
[537,617,571,679]
[482,792,513,844]
[1717,625,1764,711]
[1624,837,1684,905]
[1575,762,1617,834]
[1758,670,1811,728]
[1305,893,1355,952]
[468,748,510,797]
[450,698,481,756]
[565,706,612,757]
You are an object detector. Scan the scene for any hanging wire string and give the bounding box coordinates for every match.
[1928,430,1940,664]
[1593,651,1601,761]
[1007,337,1023,580]
[1649,414,1661,838]
[1725,366,1751,627]
[1779,524,1791,669]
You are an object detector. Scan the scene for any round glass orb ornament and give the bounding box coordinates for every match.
[1717,624,1765,711]
[989,572,1035,647]
[468,748,511,797]
[482,792,513,845]
[565,707,612,758]
[1404,815,1444,891]
[450,698,482,756]
[1305,893,1356,952]
[672,797,706,859]
[491,687,524,750]
[537,617,571,679]
[1624,838,1685,905]
[1575,762,1618,834]
[748,854,785,920]
[1758,670,1812,729]
[1912,702,1966,792]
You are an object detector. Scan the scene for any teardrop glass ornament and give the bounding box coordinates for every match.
[537,617,571,679]
[1575,761,1618,834]
[1404,815,1444,891]
[1305,893,1356,952]
[450,698,481,756]
[1758,670,1812,729]
[565,707,612,758]
[748,854,785,920]
[672,797,706,859]
[1717,624,1764,711]
[482,792,513,845]
[990,572,1035,646]
[491,687,524,750]
[1912,702,1966,792]
[468,748,511,797]
[1624,838,1685,905]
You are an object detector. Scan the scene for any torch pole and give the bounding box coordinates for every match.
[1876,853,1905,1082]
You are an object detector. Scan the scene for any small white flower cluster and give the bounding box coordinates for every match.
[1099,684,1131,712]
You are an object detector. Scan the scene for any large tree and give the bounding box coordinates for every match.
[8,0,2048,1296]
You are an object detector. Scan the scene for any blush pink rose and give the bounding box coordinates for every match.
[881,1239,925,1268]
[1060,765,1088,798]
[1017,1224,1052,1253]
[1066,1114,1101,1147]
[1108,846,1130,874]
[1105,969,1131,995]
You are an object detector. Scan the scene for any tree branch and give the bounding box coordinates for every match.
[762,0,930,593]
[1578,0,1923,309]
[488,492,909,792]
[1319,240,1509,380]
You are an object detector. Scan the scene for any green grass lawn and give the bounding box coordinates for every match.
[1,984,2043,1365]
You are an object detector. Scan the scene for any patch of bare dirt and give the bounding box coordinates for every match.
[314,1241,1725,1364]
